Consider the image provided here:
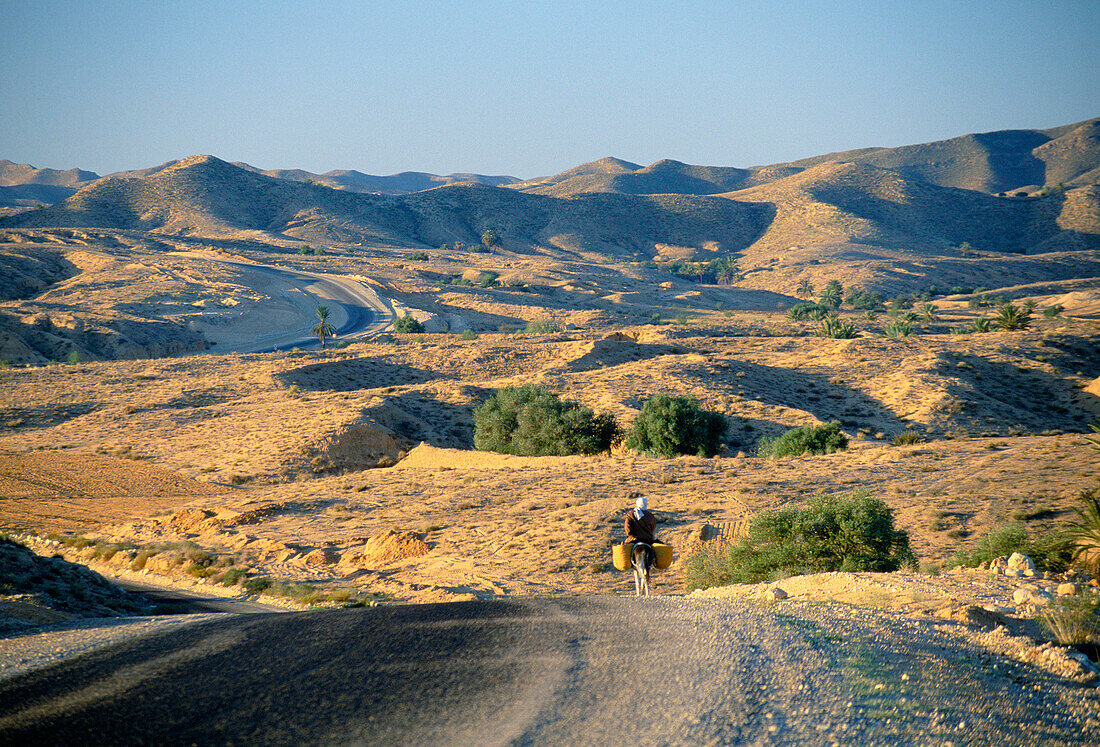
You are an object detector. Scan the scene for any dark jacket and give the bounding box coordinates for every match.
[624,509,657,544]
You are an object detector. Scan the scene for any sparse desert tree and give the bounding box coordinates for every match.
[712,256,741,285]
[474,384,621,456]
[312,305,336,348]
[993,302,1032,330]
[818,284,842,310]
[796,279,814,299]
[393,314,426,334]
[626,394,726,458]
[480,229,501,250]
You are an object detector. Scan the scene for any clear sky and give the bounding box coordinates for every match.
[1,0,1096,178]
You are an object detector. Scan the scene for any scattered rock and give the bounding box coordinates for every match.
[767,587,788,600]
[1012,588,1032,606]
[1007,552,1035,574]
[989,556,1009,574]
[1057,583,1078,596]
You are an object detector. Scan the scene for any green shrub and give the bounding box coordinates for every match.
[409,251,429,261]
[393,315,425,334]
[1066,487,1100,575]
[244,577,272,594]
[892,430,925,446]
[757,421,848,458]
[846,290,884,311]
[478,272,499,288]
[787,302,828,321]
[970,317,992,333]
[882,319,912,337]
[1043,305,1064,318]
[993,302,1032,330]
[460,329,478,340]
[1040,593,1100,646]
[67,351,82,364]
[473,384,621,456]
[946,522,1075,572]
[450,275,473,286]
[625,394,726,458]
[818,316,858,339]
[523,318,562,334]
[684,492,915,589]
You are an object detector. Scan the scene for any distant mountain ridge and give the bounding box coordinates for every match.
[0,155,771,256]
[2,117,1096,262]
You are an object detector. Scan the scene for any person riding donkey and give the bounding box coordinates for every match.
[624,495,658,546]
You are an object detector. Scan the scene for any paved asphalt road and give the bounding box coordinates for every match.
[114,579,290,615]
[0,596,1096,745]
[225,261,387,353]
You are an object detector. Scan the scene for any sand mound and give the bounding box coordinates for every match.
[358,530,431,565]
[393,442,587,471]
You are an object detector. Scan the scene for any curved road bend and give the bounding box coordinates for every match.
[1,596,1092,744]
[181,253,393,353]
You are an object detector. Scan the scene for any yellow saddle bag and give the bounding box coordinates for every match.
[613,542,673,570]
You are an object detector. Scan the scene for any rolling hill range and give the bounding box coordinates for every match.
[508,118,1100,197]
[0,155,772,257]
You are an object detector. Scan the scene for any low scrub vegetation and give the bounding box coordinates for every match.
[474,384,620,456]
[945,522,1075,572]
[787,302,828,321]
[393,315,425,333]
[625,394,726,458]
[684,492,915,589]
[993,302,1032,330]
[1065,487,1100,575]
[523,318,562,334]
[818,316,858,339]
[1040,593,1100,646]
[757,421,848,458]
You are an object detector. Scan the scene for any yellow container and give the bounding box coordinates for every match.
[653,542,673,569]
[612,542,633,571]
[612,542,674,570]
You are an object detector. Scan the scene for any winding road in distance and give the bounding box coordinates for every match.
[177,252,394,354]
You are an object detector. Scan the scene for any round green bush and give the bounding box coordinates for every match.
[685,492,915,588]
[393,314,425,333]
[473,384,620,456]
[625,394,726,458]
[757,421,848,458]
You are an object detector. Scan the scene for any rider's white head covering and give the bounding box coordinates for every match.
[634,495,648,520]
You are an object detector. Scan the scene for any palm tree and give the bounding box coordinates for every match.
[312,305,336,348]
[797,279,814,299]
[818,286,842,310]
[919,302,938,322]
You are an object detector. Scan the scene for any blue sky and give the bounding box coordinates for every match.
[1,0,1096,177]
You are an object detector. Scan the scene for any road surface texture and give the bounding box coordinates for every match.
[0,597,1097,745]
[175,251,393,353]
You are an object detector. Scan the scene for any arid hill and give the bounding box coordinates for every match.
[0,155,770,257]
[782,118,1100,193]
